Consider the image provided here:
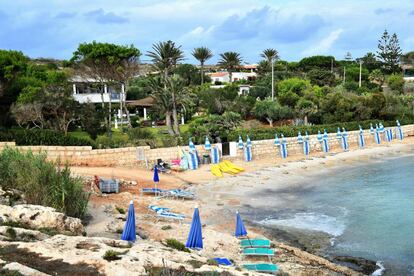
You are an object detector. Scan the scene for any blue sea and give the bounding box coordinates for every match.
[252,154,414,275]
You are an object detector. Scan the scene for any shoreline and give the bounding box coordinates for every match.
[67,137,414,275]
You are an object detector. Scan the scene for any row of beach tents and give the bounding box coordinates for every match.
[183,120,404,169]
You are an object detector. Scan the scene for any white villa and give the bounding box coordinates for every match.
[70,76,125,104]
[208,64,258,84]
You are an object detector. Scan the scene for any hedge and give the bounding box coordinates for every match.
[228,119,413,142]
[0,129,96,148]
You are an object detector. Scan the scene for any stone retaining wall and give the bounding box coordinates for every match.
[1,124,414,168]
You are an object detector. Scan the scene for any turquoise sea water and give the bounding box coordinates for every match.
[255,155,414,275]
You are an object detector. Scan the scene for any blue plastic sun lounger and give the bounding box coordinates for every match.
[156,211,185,223]
[243,263,278,273]
[240,239,271,248]
[148,205,170,213]
[141,188,164,195]
[213,258,232,266]
[242,248,275,256]
[166,189,195,199]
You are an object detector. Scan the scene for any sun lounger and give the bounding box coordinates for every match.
[222,160,245,172]
[242,248,275,256]
[240,239,271,248]
[218,162,238,175]
[213,258,232,266]
[166,189,195,200]
[243,263,278,273]
[141,188,165,195]
[148,205,170,213]
[156,211,185,223]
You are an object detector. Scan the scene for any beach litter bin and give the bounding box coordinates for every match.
[202,154,211,164]
[99,178,120,193]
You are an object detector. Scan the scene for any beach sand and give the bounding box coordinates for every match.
[70,136,414,275]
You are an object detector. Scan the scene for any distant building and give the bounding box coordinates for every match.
[210,84,251,96]
[70,76,125,104]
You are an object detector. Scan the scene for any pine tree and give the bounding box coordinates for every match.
[377,30,402,74]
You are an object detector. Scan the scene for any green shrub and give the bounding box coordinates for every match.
[38,227,60,236]
[0,269,24,276]
[5,227,17,240]
[127,127,154,141]
[115,206,126,214]
[0,148,90,218]
[186,259,205,268]
[161,225,172,231]
[102,250,123,261]
[0,129,95,148]
[95,134,129,149]
[165,238,190,252]
[207,258,218,266]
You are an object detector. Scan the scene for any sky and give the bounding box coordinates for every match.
[1,0,414,64]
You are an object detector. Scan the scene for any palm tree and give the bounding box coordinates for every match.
[218,52,242,83]
[147,40,185,78]
[147,41,185,136]
[192,47,213,84]
[261,48,279,101]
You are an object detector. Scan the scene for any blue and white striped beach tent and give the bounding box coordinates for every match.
[385,129,393,142]
[370,123,374,135]
[280,134,288,158]
[188,151,199,170]
[374,128,381,144]
[297,132,303,144]
[238,135,244,149]
[204,136,211,151]
[244,146,252,162]
[189,138,196,152]
[396,120,404,140]
[274,134,280,146]
[336,127,342,139]
[317,130,323,142]
[211,146,220,164]
[341,129,349,151]
[246,135,252,148]
[322,130,330,153]
[358,126,365,148]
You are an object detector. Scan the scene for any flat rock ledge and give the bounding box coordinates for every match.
[0,204,84,235]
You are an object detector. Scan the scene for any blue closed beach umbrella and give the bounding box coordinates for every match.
[341,135,349,151]
[121,201,136,242]
[385,129,393,142]
[211,146,220,164]
[322,130,330,153]
[153,166,160,195]
[238,135,244,149]
[317,130,323,142]
[189,138,196,152]
[246,135,252,148]
[379,123,385,133]
[374,129,381,144]
[358,126,365,148]
[204,136,211,151]
[396,120,404,140]
[370,123,374,134]
[186,207,203,250]
[235,211,247,237]
[188,151,199,170]
[297,132,303,144]
[274,134,280,146]
[323,129,329,140]
[303,139,310,156]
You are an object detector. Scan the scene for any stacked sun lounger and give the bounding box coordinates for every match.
[141,188,195,199]
[98,178,120,193]
[148,205,185,223]
[240,238,278,273]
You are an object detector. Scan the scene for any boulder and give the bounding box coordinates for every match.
[0,204,84,235]
[3,262,50,276]
[0,226,50,242]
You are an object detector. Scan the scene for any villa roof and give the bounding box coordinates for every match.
[210,72,228,77]
[127,96,155,107]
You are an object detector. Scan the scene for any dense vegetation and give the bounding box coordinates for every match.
[0,148,89,218]
[0,30,413,148]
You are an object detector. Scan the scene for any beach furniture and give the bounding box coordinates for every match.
[213,258,232,266]
[218,162,239,175]
[242,247,275,257]
[189,138,196,152]
[186,207,203,250]
[121,201,136,242]
[280,141,288,159]
[244,146,252,162]
[303,139,310,156]
[274,134,280,146]
[211,146,221,164]
[358,126,365,148]
[235,211,248,238]
[246,135,252,148]
[148,205,185,223]
[297,132,303,144]
[238,135,244,149]
[166,189,195,200]
[211,164,223,177]
[98,178,120,193]
[148,205,170,213]
[242,263,278,273]
[240,239,271,248]
[396,120,404,140]
[141,188,164,195]
[188,151,199,170]
[374,129,381,144]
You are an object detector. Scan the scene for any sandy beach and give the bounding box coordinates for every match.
[69,137,414,275]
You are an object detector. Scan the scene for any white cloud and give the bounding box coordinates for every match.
[301,29,344,57]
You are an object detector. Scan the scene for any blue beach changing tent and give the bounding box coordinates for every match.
[121,201,136,242]
[235,211,247,237]
[211,146,220,164]
[244,146,252,162]
[204,136,211,151]
[358,126,365,148]
[186,207,203,250]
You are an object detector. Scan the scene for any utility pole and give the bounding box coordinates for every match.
[271,57,275,101]
[359,61,362,88]
[331,58,334,73]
